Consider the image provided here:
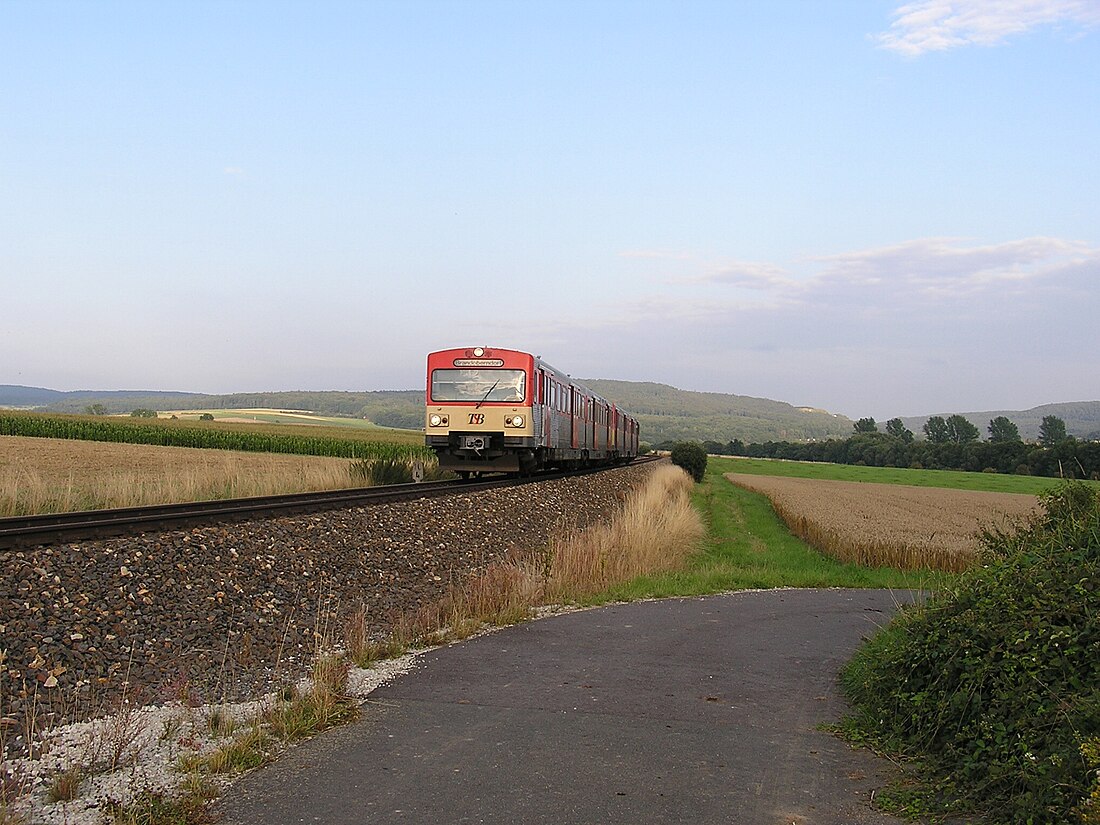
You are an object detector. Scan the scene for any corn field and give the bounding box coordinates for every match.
[725,472,1039,572]
[0,412,432,461]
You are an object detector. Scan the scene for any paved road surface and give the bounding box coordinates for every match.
[221,588,917,825]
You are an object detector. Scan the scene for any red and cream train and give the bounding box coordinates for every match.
[425,347,639,477]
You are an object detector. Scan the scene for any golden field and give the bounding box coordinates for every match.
[725,472,1040,572]
[0,435,358,515]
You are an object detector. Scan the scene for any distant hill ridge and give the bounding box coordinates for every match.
[578,380,852,444]
[896,401,1100,442]
[3,384,1097,444]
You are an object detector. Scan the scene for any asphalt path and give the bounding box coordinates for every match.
[221,588,918,825]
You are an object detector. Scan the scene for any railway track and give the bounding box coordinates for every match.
[0,457,660,550]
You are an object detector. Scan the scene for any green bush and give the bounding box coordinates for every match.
[842,482,1100,823]
[670,441,707,482]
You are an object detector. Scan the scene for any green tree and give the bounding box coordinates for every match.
[987,416,1020,443]
[885,418,914,443]
[923,415,950,444]
[199,413,215,421]
[945,414,980,444]
[1039,415,1067,446]
[84,403,108,416]
[670,441,707,482]
[853,417,878,433]
[130,408,158,418]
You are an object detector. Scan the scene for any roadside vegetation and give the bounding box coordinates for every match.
[841,482,1100,823]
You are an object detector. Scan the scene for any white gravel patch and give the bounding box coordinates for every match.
[1,655,419,825]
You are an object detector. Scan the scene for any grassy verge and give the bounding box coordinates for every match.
[597,461,944,603]
[713,455,1092,495]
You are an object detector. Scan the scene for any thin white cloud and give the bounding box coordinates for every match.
[706,260,792,290]
[223,166,246,176]
[692,237,1095,307]
[811,236,1093,293]
[875,0,1100,56]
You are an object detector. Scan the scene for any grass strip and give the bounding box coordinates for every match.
[596,461,942,603]
[711,455,1091,495]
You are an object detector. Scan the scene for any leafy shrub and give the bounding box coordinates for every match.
[842,482,1100,823]
[670,441,707,482]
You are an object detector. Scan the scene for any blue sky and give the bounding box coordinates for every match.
[3,0,1098,419]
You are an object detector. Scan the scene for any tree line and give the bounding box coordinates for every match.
[678,414,1099,480]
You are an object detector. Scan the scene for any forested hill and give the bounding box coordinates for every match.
[580,380,852,444]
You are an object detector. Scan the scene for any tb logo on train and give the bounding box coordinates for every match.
[425,347,640,478]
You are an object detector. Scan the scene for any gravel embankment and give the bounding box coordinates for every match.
[1,464,654,748]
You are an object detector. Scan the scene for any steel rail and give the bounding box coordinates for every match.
[0,457,659,550]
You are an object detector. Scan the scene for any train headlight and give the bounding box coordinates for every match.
[429,414,448,427]
[507,415,525,428]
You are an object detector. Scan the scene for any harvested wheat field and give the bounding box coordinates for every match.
[0,435,357,515]
[725,473,1040,572]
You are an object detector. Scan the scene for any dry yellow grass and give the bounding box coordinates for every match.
[540,463,705,600]
[0,435,357,515]
[347,463,706,662]
[725,472,1040,572]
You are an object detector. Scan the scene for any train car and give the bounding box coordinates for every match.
[425,346,639,477]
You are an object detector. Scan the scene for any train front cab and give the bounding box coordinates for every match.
[425,348,539,477]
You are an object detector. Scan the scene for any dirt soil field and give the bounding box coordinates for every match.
[726,472,1040,571]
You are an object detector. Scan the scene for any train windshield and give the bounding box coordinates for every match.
[431,369,526,403]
